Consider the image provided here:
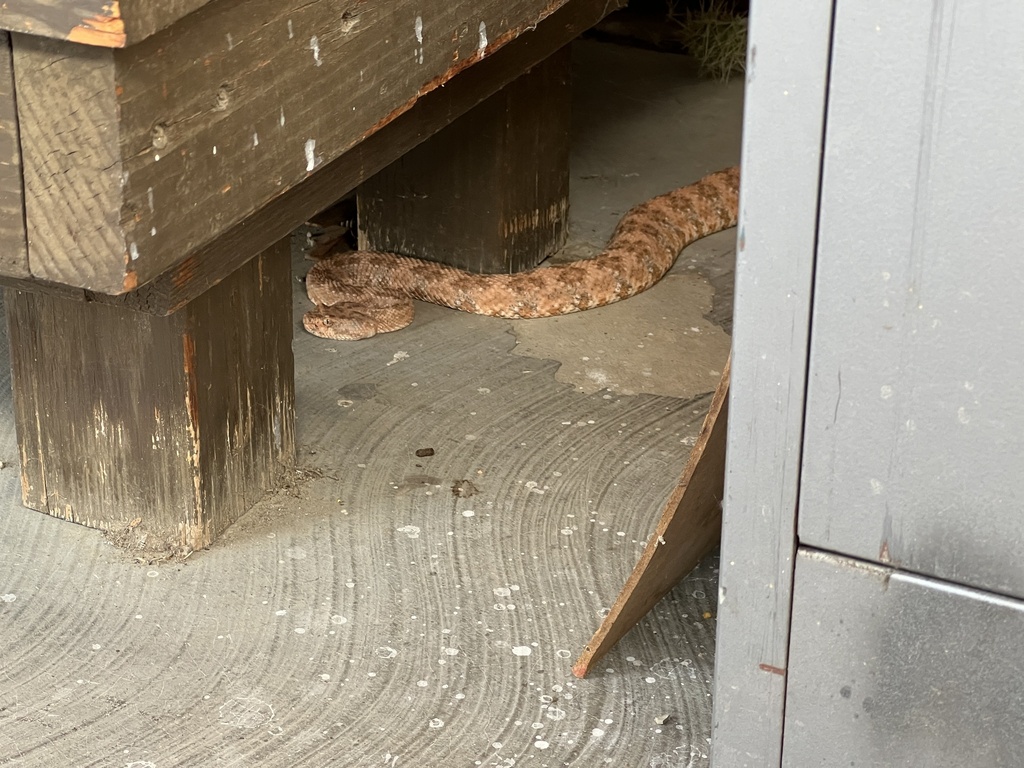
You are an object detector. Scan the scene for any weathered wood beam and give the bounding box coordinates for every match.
[0,32,27,278]
[7,0,623,295]
[358,46,570,274]
[3,238,295,554]
[0,0,212,48]
[1,0,624,314]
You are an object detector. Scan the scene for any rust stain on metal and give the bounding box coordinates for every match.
[66,0,126,47]
[758,663,786,676]
[122,270,138,291]
[879,539,891,563]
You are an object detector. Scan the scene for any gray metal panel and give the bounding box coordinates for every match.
[710,1,832,765]
[784,548,1024,767]
[800,0,1024,597]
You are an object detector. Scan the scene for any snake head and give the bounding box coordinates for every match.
[303,305,378,340]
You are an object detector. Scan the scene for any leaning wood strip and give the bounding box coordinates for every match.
[573,356,730,677]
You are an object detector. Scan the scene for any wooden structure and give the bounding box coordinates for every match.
[0,0,625,552]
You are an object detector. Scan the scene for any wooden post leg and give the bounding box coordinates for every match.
[358,46,572,274]
[3,240,295,555]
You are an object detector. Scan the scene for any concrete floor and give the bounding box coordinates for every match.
[0,40,742,767]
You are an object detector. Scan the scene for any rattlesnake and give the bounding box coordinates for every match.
[303,166,739,340]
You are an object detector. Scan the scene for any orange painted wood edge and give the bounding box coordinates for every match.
[66,1,127,47]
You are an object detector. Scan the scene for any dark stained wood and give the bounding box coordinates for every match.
[3,238,294,554]
[12,37,124,289]
[573,357,730,677]
[0,0,623,314]
[7,0,624,295]
[0,32,27,278]
[0,0,214,47]
[358,46,570,274]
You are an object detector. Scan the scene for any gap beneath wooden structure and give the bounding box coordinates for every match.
[573,356,730,677]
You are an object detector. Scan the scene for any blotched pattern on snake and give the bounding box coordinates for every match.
[303,166,739,340]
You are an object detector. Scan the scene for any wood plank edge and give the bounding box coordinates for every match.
[3,0,623,314]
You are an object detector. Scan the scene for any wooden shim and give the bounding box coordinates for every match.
[0,32,27,278]
[9,0,622,295]
[572,356,730,678]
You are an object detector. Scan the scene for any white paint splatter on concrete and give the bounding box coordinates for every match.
[287,19,294,39]
[387,351,410,366]
[309,36,322,66]
[397,525,420,539]
[428,718,444,728]
[1,594,17,603]
[218,697,275,728]
[330,614,347,625]
[376,646,398,658]
[511,646,532,657]
[129,243,140,261]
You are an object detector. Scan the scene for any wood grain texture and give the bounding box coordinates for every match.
[9,0,617,294]
[573,357,728,677]
[3,239,294,553]
[0,32,28,278]
[0,0,215,47]
[115,0,616,314]
[10,36,125,289]
[359,45,570,274]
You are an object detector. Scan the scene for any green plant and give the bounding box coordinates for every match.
[670,0,748,82]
